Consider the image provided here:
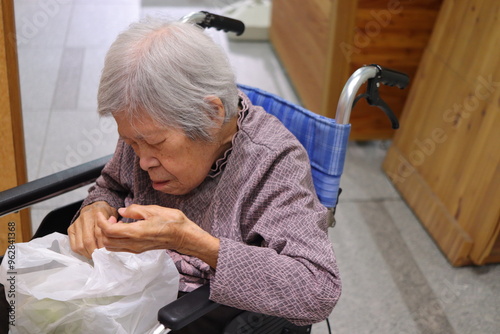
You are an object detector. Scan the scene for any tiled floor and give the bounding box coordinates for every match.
[12,1,499,333]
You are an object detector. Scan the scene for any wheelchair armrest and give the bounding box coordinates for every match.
[0,154,112,217]
[157,283,220,330]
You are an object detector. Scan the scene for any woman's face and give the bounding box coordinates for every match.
[115,112,230,195]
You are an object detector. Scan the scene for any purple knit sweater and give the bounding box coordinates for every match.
[80,91,341,325]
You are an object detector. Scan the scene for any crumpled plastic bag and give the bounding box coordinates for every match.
[0,232,179,334]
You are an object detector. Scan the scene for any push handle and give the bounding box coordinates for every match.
[180,11,245,36]
[199,11,245,35]
[375,65,410,89]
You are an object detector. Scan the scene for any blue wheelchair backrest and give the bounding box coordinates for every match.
[238,84,351,209]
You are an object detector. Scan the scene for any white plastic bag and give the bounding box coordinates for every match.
[0,232,179,334]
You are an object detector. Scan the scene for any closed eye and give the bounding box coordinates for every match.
[120,136,135,146]
[146,138,166,147]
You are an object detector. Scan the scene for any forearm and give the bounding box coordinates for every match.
[178,228,220,269]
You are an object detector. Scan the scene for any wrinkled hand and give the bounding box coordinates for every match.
[96,204,220,268]
[68,201,118,259]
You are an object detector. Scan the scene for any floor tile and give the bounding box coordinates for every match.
[52,47,85,110]
[65,2,140,49]
[222,40,299,103]
[328,201,421,334]
[142,0,223,7]
[77,47,108,110]
[339,141,401,201]
[37,111,118,178]
[12,2,72,48]
[383,200,500,334]
[21,110,50,181]
[17,47,63,110]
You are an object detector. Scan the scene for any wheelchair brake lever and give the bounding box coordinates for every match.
[365,76,400,129]
[361,65,408,129]
[367,94,400,129]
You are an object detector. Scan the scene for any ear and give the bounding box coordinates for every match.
[205,96,226,123]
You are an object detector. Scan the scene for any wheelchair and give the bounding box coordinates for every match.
[0,11,409,334]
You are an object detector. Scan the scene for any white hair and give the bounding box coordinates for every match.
[97,17,239,141]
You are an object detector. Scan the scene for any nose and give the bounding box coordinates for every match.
[139,156,161,171]
[137,147,161,171]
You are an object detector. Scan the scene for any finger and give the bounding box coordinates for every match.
[80,218,99,259]
[102,236,155,254]
[68,223,78,252]
[97,212,134,239]
[69,217,94,259]
[102,245,141,254]
[118,204,159,221]
[95,212,118,250]
[95,224,105,249]
[96,211,113,233]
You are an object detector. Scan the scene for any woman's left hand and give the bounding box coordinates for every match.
[96,204,220,268]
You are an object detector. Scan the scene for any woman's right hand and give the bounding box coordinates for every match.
[68,201,118,259]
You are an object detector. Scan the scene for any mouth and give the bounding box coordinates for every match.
[152,180,170,190]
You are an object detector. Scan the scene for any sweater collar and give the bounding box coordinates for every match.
[207,91,249,178]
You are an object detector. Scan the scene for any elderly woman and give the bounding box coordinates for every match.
[68,18,341,331]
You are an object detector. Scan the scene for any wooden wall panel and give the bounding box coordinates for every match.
[270,0,333,114]
[383,0,500,266]
[0,0,31,254]
[321,0,358,121]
